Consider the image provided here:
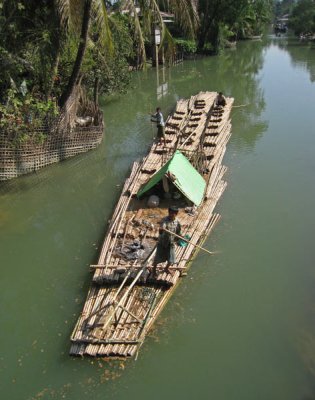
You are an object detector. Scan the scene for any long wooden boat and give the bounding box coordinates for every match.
[70,91,234,358]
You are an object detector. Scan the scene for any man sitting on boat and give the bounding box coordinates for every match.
[151,107,166,146]
[151,206,181,277]
[215,92,226,108]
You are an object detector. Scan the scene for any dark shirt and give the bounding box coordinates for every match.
[158,216,181,247]
[215,95,226,107]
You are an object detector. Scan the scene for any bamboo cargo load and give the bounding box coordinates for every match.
[70,91,234,358]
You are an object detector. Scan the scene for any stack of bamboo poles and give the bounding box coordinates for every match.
[133,92,218,191]
[92,94,221,285]
[70,92,234,358]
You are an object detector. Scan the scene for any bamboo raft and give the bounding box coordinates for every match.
[70,91,234,358]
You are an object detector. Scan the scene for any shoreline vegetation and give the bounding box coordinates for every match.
[5,0,312,179]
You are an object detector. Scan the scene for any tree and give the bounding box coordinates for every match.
[0,0,130,135]
[118,0,199,67]
[275,0,296,18]
[233,0,273,37]
[289,0,315,35]
[57,0,113,108]
[197,0,273,53]
[0,0,61,100]
[82,13,134,102]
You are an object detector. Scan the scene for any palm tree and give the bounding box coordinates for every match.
[56,0,198,107]
[197,0,272,51]
[119,0,199,67]
[57,0,112,108]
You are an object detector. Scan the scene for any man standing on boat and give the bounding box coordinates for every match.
[151,107,166,146]
[215,92,226,108]
[151,206,181,276]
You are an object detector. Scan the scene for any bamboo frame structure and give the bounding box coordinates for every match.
[0,88,104,181]
[70,92,234,358]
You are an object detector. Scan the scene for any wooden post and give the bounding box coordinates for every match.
[153,25,161,68]
[155,44,159,69]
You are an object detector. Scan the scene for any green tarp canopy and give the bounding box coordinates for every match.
[137,150,206,206]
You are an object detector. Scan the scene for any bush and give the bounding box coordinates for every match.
[201,42,215,54]
[0,84,58,145]
[174,39,197,54]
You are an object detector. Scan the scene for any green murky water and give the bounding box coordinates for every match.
[1,35,315,400]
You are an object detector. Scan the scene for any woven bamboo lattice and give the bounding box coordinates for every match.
[0,88,104,181]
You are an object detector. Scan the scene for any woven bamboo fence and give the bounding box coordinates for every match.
[0,88,104,181]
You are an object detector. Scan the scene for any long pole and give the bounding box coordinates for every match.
[163,228,215,255]
[232,103,250,108]
[155,44,159,69]
[86,249,156,332]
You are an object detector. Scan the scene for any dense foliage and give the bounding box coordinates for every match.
[174,39,197,55]
[197,0,273,54]
[289,0,315,35]
[0,0,274,138]
[0,0,133,130]
[0,0,61,133]
[274,0,296,17]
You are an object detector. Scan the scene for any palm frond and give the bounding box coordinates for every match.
[167,0,199,38]
[92,0,113,53]
[55,0,84,35]
[120,0,147,67]
[161,24,176,62]
[118,0,198,66]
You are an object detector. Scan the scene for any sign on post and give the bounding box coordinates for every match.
[154,28,161,45]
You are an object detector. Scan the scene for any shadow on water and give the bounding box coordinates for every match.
[296,284,315,388]
[268,35,315,83]
[196,39,270,150]
[285,42,315,83]
[300,382,315,400]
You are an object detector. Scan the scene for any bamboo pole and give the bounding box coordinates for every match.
[162,228,215,255]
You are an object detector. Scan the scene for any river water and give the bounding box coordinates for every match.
[1,35,315,400]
